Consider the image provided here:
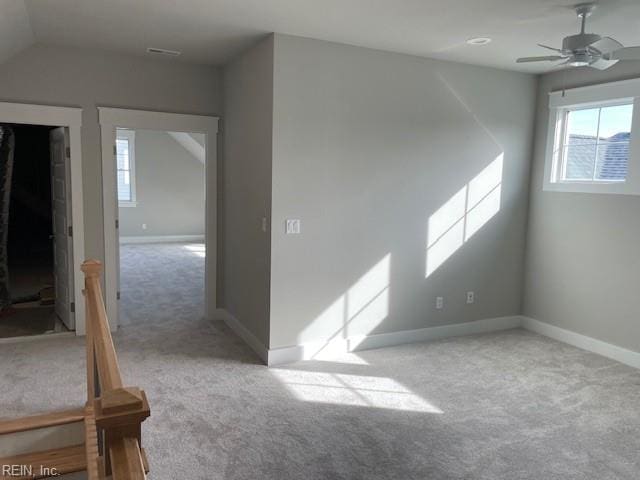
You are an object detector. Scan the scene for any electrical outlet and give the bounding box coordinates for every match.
[466,291,475,304]
[436,296,444,310]
[142,223,147,230]
[285,219,301,234]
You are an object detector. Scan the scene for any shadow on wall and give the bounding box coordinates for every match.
[288,71,506,359]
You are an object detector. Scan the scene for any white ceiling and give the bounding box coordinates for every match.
[1,0,639,73]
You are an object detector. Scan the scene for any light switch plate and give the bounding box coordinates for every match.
[285,219,301,234]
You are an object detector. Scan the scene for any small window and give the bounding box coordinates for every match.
[559,103,633,183]
[544,78,640,195]
[116,129,136,206]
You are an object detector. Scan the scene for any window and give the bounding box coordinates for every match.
[544,78,640,195]
[116,129,136,206]
[559,103,632,182]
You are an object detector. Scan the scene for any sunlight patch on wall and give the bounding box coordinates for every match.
[426,154,503,277]
[345,255,390,339]
[183,243,206,258]
[299,254,391,358]
[272,370,443,413]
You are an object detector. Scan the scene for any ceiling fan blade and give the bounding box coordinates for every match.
[516,55,566,63]
[537,44,563,53]
[606,46,640,61]
[589,58,620,70]
[589,36,624,55]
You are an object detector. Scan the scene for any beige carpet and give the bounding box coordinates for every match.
[1,243,640,479]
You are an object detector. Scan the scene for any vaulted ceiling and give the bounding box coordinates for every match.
[1,0,639,72]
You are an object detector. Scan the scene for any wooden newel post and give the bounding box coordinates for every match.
[81,259,103,282]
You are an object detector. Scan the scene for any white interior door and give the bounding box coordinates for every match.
[50,127,75,330]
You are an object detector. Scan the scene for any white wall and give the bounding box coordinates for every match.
[0,44,221,263]
[221,36,274,346]
[524,63,640,353]
[269,35,537,349]
[119,130,205,237]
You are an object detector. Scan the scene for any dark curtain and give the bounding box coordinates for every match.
[0,125,15,310]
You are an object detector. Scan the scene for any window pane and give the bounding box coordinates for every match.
[117,170,131,201]
[564,144,596,180]
[596,141,629,180]
[116,138,129,169]
[598,104,633,139]
[566,108,599,145]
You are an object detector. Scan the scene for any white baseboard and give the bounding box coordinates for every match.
[0,331,76,345]
[213,309,640,370]
[214,309,268,364]
[521,316,640,370]
[119,234,204,244]
[267,316,522,366]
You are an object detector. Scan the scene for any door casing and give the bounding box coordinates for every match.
[0,102,85,334]
[98,107,219,331]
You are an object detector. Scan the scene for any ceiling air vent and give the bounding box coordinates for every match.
[146,47,181,57]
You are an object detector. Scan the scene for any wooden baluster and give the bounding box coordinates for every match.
[81,260,98,405]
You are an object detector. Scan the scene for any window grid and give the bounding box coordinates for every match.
[558,103,632,184]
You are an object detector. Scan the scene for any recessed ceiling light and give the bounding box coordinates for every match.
[466,37,492,46]
[146,47,181,56]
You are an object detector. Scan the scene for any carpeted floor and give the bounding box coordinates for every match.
[1,243,640,479]
[119,242,205,326]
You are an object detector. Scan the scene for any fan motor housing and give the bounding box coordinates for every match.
[563,33,602,52]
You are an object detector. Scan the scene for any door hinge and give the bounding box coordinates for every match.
[68,225,73,237]
[115,219,119,229]
[117,291,121,300]
[113,144,117,155]
[65,146,71,158]
[70,302,75,313]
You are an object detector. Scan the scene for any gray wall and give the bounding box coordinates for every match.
[221,36,274,346]
[119,130,205,237]
[269,34,537,349]
[0,44,221,263]
[524,63,640,353]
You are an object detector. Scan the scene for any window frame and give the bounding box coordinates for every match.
[116,129,137,207]
[544,78,640,195]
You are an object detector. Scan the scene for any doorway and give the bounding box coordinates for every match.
[0,124,75,339]
[98,108,218,330]
[115,127,207,326]
[0,103,84,338]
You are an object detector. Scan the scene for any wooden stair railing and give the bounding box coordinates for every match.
[82,259,150,480]
[0,259,150,479]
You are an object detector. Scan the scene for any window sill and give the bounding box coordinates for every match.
[543,180,639,195]
[119,201,137,207]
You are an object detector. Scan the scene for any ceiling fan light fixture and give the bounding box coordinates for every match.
[466,37,492,46]
[570,52,591,67]
[569,59,590,67]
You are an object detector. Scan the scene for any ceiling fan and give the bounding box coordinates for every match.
[516,2,640,69]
